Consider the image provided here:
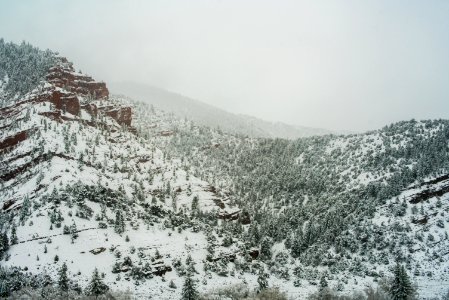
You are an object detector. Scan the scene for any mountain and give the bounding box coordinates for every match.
[1,40,449,300]
[109,81,333,139]
[0,41,244,299]
[133,102,449,299]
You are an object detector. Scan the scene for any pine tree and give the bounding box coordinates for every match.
[70,222,78,241]
[114,210,125,234]
[58,262,69,292]
[169,279,177,289]
[191,196,199,211]
[85,268,109,298]
[0,232,8,258]
[260,237,272,261]
[155,248,161,259]
[63,225,70,235]
[185,254,196,273]
[319,275,328,291]
[10,225,18,245]
[181,269,198,300]
[257,270,268,291]
[389,263,415,300]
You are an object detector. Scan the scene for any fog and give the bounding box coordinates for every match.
[1,0,448,131]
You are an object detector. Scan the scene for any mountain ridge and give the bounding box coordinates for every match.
[109,81,336,139]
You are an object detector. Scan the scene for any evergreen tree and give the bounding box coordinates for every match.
[181,269,198,300]
[70,222,78,241]
[10,225,18,245]
[169,280,177,289]
[260,237,272,261]
[389,263,415,300]
[63,225,70,235]
[85,268,109,298]
[185,254,196,273]
[58,262,69,292]
[319,275,328,291]
[257,270,268,291]
[0,232,8,258]
[114,210,125,234]
[191,196,199,211]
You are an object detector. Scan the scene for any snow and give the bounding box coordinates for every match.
[2,83,449,299]
[371,182,449,298]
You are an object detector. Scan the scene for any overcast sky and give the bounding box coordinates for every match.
[1,0,448,131]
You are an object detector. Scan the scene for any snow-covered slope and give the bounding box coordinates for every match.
[128,103,449,299]
[1,41,449,299]
[0,53,251,299]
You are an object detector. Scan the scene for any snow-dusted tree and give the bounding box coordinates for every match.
[389,263,415,300]
[191,196,199,211]
[58,262,69,292]
[181,269,198,300]
[257,270,268,291]
[319,275,328,291]
[169,280,177,289]
[259,237,272,261]
[114,210,125,234]
[70,222,78,241]
[85,268,109,298]
[0,232,9,258]
[10,225,18,245]
[63,225,70,235]
[185,254,196,273]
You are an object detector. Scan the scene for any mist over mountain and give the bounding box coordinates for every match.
[110,81,334,139]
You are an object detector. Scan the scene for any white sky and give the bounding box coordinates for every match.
[1,0,449,131]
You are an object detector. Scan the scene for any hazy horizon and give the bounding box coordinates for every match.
[1,0,448,131]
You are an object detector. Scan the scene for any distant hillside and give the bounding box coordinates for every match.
[109,81,333,139]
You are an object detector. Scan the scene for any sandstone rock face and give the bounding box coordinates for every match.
[82,103,133,127]
[1,56,133,127]
[0,130,28,152]
[104,106,132,127]
[43,56,134,125]
[49,90,80,115]
[46,59,109,99]
[0,57,134,179]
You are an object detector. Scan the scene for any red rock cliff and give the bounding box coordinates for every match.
[1,57,132,130]
[46,58,109,99]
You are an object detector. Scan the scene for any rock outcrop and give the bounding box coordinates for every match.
[46,57,109,99]
[8,57,131,126]
[45,57,135,127]
[0,130,28,152]
[83,102,132,127]
[0,57,134,183]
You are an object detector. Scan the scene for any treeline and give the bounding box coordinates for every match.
[0,39,56,105]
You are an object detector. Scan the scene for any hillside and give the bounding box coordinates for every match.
[1,41,449,299]
[109,81,332,139]
[131,99,449,299]
[0,42,248,299]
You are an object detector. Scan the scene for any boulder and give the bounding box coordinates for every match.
[89,247,106,255]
